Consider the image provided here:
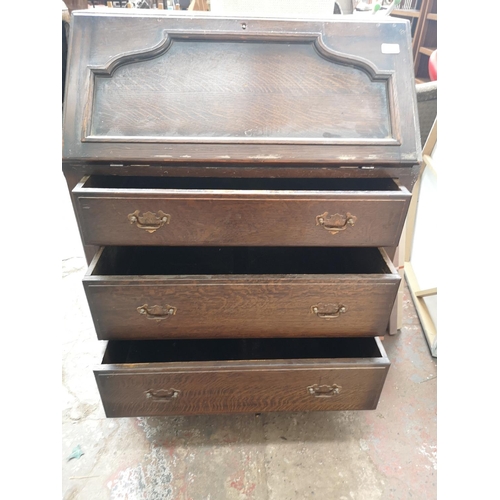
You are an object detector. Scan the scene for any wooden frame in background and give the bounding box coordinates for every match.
[404,118,437,356]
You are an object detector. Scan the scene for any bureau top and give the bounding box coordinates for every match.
[62,10,421,166]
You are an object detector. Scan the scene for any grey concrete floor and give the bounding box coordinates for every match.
[62,180,437,500]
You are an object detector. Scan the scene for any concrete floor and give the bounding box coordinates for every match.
[62,182,437,500]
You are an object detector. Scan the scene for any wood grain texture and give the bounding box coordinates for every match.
[73,176,410,247]
[95,337,390,416]
[62,11,421,164]
[63,170,99,264]
[60,13,418,418]
[90,39,392,143]
[84,247,400,339]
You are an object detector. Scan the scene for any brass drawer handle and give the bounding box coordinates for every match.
[137,304,177,322]
[307,384,342,397]
[316,211,357,235]
[311,303,347,319]
[128,210,171,233]
[145,388,180,401]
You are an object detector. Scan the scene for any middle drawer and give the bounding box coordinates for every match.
[84,246,400,340]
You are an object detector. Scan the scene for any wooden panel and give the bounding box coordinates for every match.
[95,337,390,416]
[84,247,400,339]
[62,11,421,164]
[63,163,421,192]
[404,119,437,356]
[73,176,411,247]
[63,171,100,264]
[90,39,392,143]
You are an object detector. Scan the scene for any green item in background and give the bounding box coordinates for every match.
[67,445,84,461]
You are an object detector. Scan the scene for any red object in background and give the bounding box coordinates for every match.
[428,50,437,81]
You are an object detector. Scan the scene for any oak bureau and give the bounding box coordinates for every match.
[62,10,421,417]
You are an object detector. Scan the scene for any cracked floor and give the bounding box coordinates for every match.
[62,178,437,500]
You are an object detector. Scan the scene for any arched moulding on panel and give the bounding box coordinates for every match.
[83,30,400,146]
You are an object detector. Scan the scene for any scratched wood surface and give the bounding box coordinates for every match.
[73,176,411,247]
[64,163,420,192]
[62,11,421,164]
[95,337,390,416]
[84,246,400,339]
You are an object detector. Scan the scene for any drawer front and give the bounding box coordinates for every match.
[74,178,410,248]
[85,280,399,340]
[95,339,390,417]
[84,246,400,340]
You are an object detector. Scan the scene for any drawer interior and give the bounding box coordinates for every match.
[83,176,401,192]
[91,246,392,276]
[103,337,384,364]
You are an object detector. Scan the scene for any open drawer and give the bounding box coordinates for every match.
[94,337,390,417]
[73,176,410,247]
[84,246,400,339]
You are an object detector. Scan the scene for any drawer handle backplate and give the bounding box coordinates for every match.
[145,388,180,401]
[311,303,347,319]
[307,384,342,397]
[137,304,177,321]
[128,210,171,233]
[316,211,357,235]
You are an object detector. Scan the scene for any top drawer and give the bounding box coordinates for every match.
[73,176,410,247]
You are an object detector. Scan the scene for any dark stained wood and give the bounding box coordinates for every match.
[63,162,421,192]
[73,176,410,247]
[62,13,421,417]
[63,0,87,13]
[63,170,99,264]
[95,337,390,416]
[84,246,400,339]
[62,11,421,165]
[90,41,392,141]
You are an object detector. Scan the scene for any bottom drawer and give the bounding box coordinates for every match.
[94,337,390,417]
